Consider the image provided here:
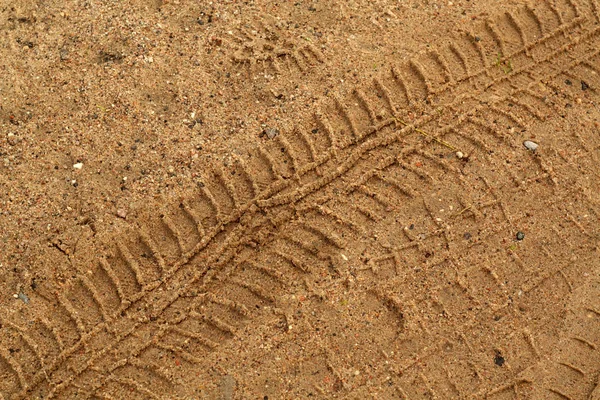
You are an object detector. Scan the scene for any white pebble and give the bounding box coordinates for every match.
[456,151,464,159]
[523,140,539,151]
[73,162,83,169]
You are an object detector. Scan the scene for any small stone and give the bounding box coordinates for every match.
[456,151,464,159]
[7,133,19,146]
[463,232,472,240]
[116,209,127,219]
[516,231,525,241]
[264,128,279,139]
[523,140,538,151]
[494,353,505,367]
[581,80,590,91]
[18,292,29,304]
[73,163,83,170]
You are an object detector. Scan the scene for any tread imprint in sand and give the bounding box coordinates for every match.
[1,0,600,398]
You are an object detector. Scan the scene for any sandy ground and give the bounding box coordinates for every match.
[1,0,600,399]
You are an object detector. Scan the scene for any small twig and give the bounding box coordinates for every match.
[451,206,471,219]
[394,117,459,151]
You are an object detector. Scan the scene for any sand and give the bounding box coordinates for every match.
[1,0,599,398]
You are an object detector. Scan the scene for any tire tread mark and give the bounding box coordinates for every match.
[199,184,223,222]
[257,145,283,181]
[374,77,398,115]
[506,10,530,47]
[138,228,168,273]
[243,259,287,286]
[568,0,582,17]
[354,88,377,125]
[272,247,311,273]
[154,342,203,364]
[449,42,472,77]
[297,126,319,162]
[354,184,393,209]
[299,220,346,249]
[558,361,586,376]
[304,204,365,234]
[0,345,27,391]
[376,172,418,199]
[229,278,276,303]
[38,317,66,351]
[1,320,49,373]
[409,59,433,97]
[193,311,239,335]
[464,31,490,78]
[78,275,111,322]
[485,20,507,56]
[525,4,545,37]
[105,376,161,400]
[314,111,339,150]
[431,50,455,83]
[8,1,600,398]
[215,166,240,210]
[276,134,300,176]
[332,93,359,140]
[56,291,87,335]
[391,65,413,105]
[98,258,127,308]
[234,155,261,197]
[168,326,219,350]
[115,241,146,288]
[160,214,185,255]
[593,0,600,20]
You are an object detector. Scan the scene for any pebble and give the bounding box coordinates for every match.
[264,128,279,139]
[7,133,19,146]
[523,141,538,151]
[18,292,29,304]
[456,151,464,159]
[73,162,83,170]
[516,231,525,241]
[494,353,505,367]
[116,209,127,219]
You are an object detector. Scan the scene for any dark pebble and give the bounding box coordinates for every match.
[463,232,472,240]
[581,80,590,91]
[565,79,572,86]
[494,353,505,366]
[516,231,525,241]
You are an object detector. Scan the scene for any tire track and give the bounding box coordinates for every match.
[1,0,599,398]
